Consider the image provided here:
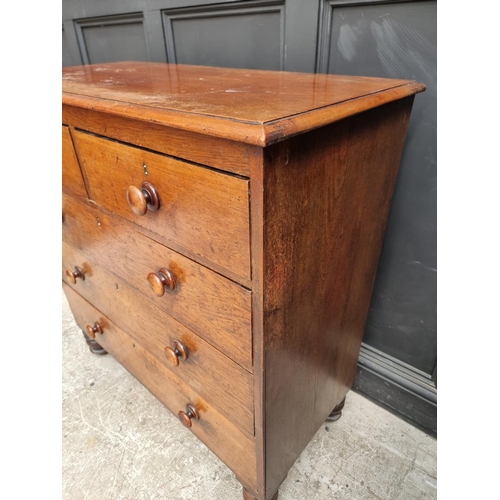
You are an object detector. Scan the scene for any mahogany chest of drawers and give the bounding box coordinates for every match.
[62,62,424,500]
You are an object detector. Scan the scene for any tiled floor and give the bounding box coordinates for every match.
[62,292,437,500]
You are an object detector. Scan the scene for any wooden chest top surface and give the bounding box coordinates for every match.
[62,61,424,145]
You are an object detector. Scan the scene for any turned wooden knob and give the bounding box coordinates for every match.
[86,322,102,339]
[147,268,176,296]
[126,181,160,216]
[164,340,189,366]
[66,266,85,284]
[178,404,199,428]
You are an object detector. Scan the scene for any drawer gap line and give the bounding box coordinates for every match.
[74,127,250,180]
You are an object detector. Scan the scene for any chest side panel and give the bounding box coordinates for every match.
[260,97,415,496]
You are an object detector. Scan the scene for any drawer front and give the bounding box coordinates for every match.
[73,130,251,282]
[63,105,253,177]
[62,241,254,437]
[62,194,252,371]
[63,284,257,491]
[62,126,87,198]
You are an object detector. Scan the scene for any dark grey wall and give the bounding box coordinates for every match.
[316,0,437,435]
[62,0,437,435]
[320,0,437,371]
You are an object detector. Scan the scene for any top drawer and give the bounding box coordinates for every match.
[73,130,251,282]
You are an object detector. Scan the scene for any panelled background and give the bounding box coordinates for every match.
[62,0,437,436]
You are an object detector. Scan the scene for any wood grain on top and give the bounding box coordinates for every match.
[62,62,425,146]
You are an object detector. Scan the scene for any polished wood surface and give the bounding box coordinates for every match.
[243,489,278,500]
[164,340,188,367]
[126,182,160,216]
[147,268,177,296]
[62,194,253,371]
[257,98,415,497]
[248,147,267,498]
[63,283,257,491]
[65,266,84,284]
[177,404,199,429]
[62,62,424,500]
[63,105,254,177]
[85,321,102,339]
[62,125,87,197]
[63,62,424,146]
[62,241,254,437]
[73,129,251,281]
